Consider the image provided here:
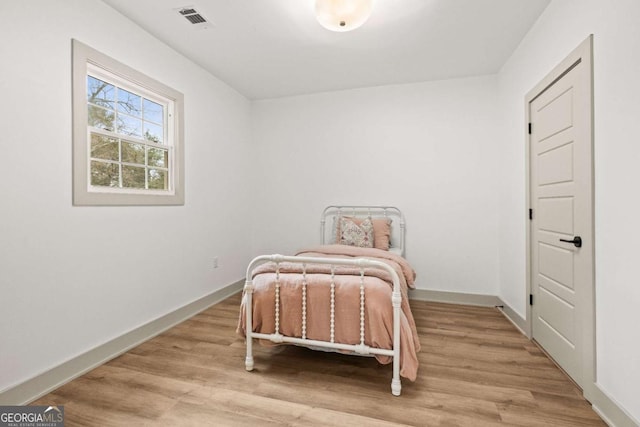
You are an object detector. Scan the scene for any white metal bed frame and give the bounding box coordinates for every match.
[243,205,406,396]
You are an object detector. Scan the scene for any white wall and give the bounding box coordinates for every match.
[0,0,252,392]
[497,0,640,421]
[251,76,501,296]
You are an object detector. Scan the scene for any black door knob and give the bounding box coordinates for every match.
[559,236,582,248]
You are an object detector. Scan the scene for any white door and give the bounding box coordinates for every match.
[528,39,593,389]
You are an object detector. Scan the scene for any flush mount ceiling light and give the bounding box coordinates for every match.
[315,0,373,32]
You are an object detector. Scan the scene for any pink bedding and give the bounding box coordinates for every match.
[237,245,420,381]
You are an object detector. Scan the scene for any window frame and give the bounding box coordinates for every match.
[72,39,184,206]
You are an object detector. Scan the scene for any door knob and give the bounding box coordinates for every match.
[559,236,582,248]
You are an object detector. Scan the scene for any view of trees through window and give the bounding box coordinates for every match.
[87,75,169,190]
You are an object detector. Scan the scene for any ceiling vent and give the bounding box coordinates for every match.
[177,6,210,27]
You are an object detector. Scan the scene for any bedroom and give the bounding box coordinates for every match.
[0,0,638,425]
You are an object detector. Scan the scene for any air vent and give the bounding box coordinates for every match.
[184,14,206,24]
[177,6,210,27]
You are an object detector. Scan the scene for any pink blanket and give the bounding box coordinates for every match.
[237,245,420,381]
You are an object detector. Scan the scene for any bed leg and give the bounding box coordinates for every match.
[244,280,254,372]
[392,289,402,396]
[391,378,401,396]
[245,353,254,371]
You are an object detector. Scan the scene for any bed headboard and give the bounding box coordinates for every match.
[321,205,406,257]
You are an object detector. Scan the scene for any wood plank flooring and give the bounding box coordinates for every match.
[32,293,605,426]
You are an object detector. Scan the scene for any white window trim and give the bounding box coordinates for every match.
[72,39,184,206]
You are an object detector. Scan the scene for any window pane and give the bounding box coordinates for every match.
[88,105,114,131]
[116,114,142,138]
[90,134,119,161]
[143,122,163,143]
[91,161,119,187]
[117,89,141,117]
[148,168,167,190]
[148,147,168,168]
[143,99,163,124]
[122,165,146,188]
[76,42,184,205]
[87,76,114,109]
[121,141,145,165]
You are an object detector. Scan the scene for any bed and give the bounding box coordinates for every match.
[237,206,420,396]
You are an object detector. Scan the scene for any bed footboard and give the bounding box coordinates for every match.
[243,254,403,396]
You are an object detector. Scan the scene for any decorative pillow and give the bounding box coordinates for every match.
[336,216,392,250]
[339,217,374,248]
[330,215,339,244]
[370,217,392,251]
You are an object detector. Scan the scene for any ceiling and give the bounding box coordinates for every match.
[101,0,551,100]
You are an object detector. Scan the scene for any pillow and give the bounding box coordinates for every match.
[339,217,374,248]
[337,216,392,250]
[330,215,339,244]
[369,217,392,251]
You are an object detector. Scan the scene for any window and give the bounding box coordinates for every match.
[72,40,184,205]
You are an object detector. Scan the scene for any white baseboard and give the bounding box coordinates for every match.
[0,279,244,406]
[496,299,529,337]
[409,288,501,307]
[591,384,639,427]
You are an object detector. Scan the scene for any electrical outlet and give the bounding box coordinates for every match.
[213,257,219,268]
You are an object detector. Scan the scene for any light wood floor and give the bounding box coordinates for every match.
[33,293,605,426]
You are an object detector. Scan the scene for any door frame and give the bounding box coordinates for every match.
[524,35,595,401]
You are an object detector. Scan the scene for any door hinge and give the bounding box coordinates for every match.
[529,208,533,220]
[529,294,534,305]
[528,123,532,134]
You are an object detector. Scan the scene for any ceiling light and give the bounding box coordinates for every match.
[315,0,373,32]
